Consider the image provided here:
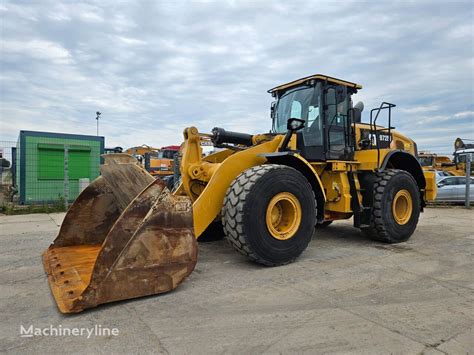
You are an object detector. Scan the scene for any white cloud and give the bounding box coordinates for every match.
[2,39,72,64]
[117,36,147,46]
[111,13,137,32]
[447,24,473,39]
[48,12,71,22]
[453,111,474,118]
[412,111,474,125]
[0,0,472,155]
[70,3,104,23]
[1,2,38,21]
[402,105,440,114]
[46,2,103,23]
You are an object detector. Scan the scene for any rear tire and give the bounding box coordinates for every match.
[362,169,420,243]
[222,165,316,266]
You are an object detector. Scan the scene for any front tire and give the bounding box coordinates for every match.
[222,165,316,266]
[362,169,420,243]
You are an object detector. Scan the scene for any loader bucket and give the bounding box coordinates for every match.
[42,154,197,313]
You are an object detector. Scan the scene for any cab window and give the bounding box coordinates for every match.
[290,101,302,119]
[326,86,349,149]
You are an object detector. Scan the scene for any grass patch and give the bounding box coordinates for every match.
[1,198,67,215]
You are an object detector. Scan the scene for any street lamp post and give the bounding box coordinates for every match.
[465,153,471,209]
[96,111,101,136]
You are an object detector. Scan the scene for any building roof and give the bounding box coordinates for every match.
[19,130,104,142]
[267,74,362,94]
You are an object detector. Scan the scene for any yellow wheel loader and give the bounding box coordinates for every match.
[42,74,437,313]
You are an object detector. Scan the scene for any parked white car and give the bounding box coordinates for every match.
[435,170,454,182]
[436,176,474,202]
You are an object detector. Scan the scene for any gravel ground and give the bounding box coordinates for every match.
[0,207,472,354]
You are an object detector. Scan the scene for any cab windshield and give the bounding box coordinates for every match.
[273,84,320,134]
[160,150,177,159]
[419,156,434,167]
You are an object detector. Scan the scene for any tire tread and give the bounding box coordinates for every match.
[222,164,305,266]
[363,169,419,243]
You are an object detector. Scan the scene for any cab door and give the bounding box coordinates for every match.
[295,83,325,161]
[324,85,351,160]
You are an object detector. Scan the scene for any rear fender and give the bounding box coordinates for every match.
[380,150,426,189]
[380,150,437,206]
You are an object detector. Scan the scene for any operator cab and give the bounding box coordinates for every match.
[453,138,474,167]
[269,74,362,161]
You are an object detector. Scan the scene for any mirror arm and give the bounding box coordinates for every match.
[279,130,293,152]
[279,118,305,152]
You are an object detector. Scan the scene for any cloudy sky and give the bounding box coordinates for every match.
[0,0,473,154]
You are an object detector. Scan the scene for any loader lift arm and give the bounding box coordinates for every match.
[179,127,286,237]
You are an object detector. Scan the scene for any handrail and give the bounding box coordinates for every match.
[369,102,396,169]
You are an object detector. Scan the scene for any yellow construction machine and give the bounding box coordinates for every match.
[453,138,474,176]
[43,74,437,313]
[418,138,474,177]
[125,144,179,177]
[418,151,462,176]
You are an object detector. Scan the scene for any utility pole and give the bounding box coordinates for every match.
[64,145,69,210]
[465,153,471,209]
[96,111,101,136]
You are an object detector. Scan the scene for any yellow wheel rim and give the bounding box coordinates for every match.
[392,189,413,225]
[265,192,302,240]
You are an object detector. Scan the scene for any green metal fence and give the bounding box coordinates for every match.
[1,131,104,207]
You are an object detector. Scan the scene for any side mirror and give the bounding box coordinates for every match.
[270,101,276,119]
[437,182,445,188]
[287,118,305,132]
[279,118,305,152]
[352,101,364,123]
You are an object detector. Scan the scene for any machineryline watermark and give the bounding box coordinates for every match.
[20,324,119,339]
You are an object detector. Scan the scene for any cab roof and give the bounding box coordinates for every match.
[267,74,362,94]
